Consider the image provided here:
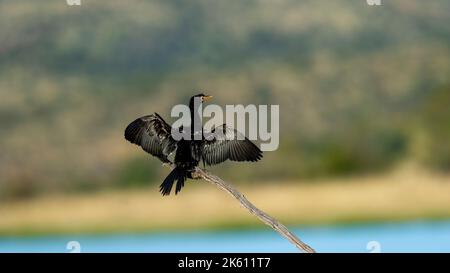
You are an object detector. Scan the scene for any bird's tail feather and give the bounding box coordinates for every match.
[159,167,187,196]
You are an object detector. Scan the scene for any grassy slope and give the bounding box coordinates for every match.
[1,166,450,236]
[1,1,450,195]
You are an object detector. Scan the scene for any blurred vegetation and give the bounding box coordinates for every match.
[412,85,450,170]
[0,0,450,199]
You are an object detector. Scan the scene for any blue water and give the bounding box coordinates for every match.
[1,220,450,253]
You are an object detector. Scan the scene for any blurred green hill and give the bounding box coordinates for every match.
[1,0,450,199]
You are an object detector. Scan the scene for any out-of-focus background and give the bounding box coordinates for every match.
[1,0,450,252]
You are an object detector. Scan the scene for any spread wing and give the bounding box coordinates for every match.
[201,124,263,166]
[124,113,177,163]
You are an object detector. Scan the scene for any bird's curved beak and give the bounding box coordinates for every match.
[203,95,213,101]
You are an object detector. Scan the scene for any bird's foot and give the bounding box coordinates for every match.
[190,167,207,179]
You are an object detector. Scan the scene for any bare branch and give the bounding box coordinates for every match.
[189,167,316,253]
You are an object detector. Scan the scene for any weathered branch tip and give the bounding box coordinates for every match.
[165,163,316,253]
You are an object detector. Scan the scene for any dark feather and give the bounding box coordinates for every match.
[159,167,186,196]
[201,124,263,166]
[124,113,177,163]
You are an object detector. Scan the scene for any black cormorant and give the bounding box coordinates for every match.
[124,93,263,195]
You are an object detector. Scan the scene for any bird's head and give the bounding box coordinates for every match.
[192,93,213,102]
[189,93,213,109]
[189,93,213,124]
